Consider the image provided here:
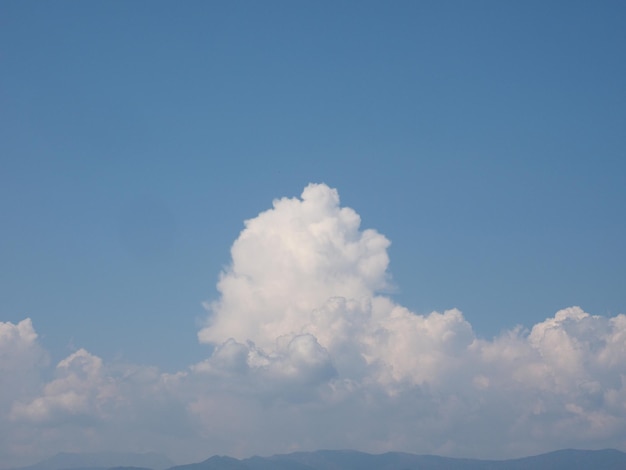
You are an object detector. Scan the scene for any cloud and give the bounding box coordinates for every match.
[0,319,47,416]
[197,183,391,350]
[10,348,113,424]
[1,184,626,466]
[192,183,626,456]
[5,348,201,468]
[0,318,46,373]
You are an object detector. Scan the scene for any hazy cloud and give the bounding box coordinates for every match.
[10,348,112,424]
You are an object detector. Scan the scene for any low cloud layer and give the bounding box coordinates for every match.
[2,184,625,467]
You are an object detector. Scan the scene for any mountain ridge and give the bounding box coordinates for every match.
[170,448,626,470]
[10,448,626,470]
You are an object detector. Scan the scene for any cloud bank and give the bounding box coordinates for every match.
[2,184,626,467]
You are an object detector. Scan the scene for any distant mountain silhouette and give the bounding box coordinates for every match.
[170,456,247,470]
[490,448,626,470]
[11,448,626,470]
[169,448,626,470]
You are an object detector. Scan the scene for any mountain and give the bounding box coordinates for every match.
[11,448,626,470]
[9,452,173,470]
[169,448,626,470]
[492,448,626,470]
[169,456,248,470]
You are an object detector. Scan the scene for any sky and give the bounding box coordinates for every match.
[1,0,625,467]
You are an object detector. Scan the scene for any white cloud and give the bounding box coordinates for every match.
[0,318,46,374]
[0,319,47,417]
[0,319,49,466]
[2,184,626,466]
[190,183,626,457]
[10,348,113,424]
[197,183,391,350]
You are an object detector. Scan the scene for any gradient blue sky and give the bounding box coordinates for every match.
[2,0,625,375]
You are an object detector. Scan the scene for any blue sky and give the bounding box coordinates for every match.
[3,0,624,369]
[1,1,626,464]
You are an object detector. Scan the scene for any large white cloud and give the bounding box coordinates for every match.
[192,183,626,456]
[198,183,391,350]
[2,184,626,466]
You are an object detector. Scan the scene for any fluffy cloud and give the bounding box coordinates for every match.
[10,348,114,424]
[2,184,626,466]
[198,183,390,350]
[5,348,202,467]
[192,184,626,457]
[0,319,49,465]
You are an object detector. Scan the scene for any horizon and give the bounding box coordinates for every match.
[7,446,626,470]
[2,1,625,467]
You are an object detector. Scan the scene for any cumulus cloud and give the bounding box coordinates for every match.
[198,183,390,350]
[191,183,626,456]
[0,319,49,465]
[2,183,626,466]
[4,347,202,468]
[10,348,113,424]
[0,319,47,380]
